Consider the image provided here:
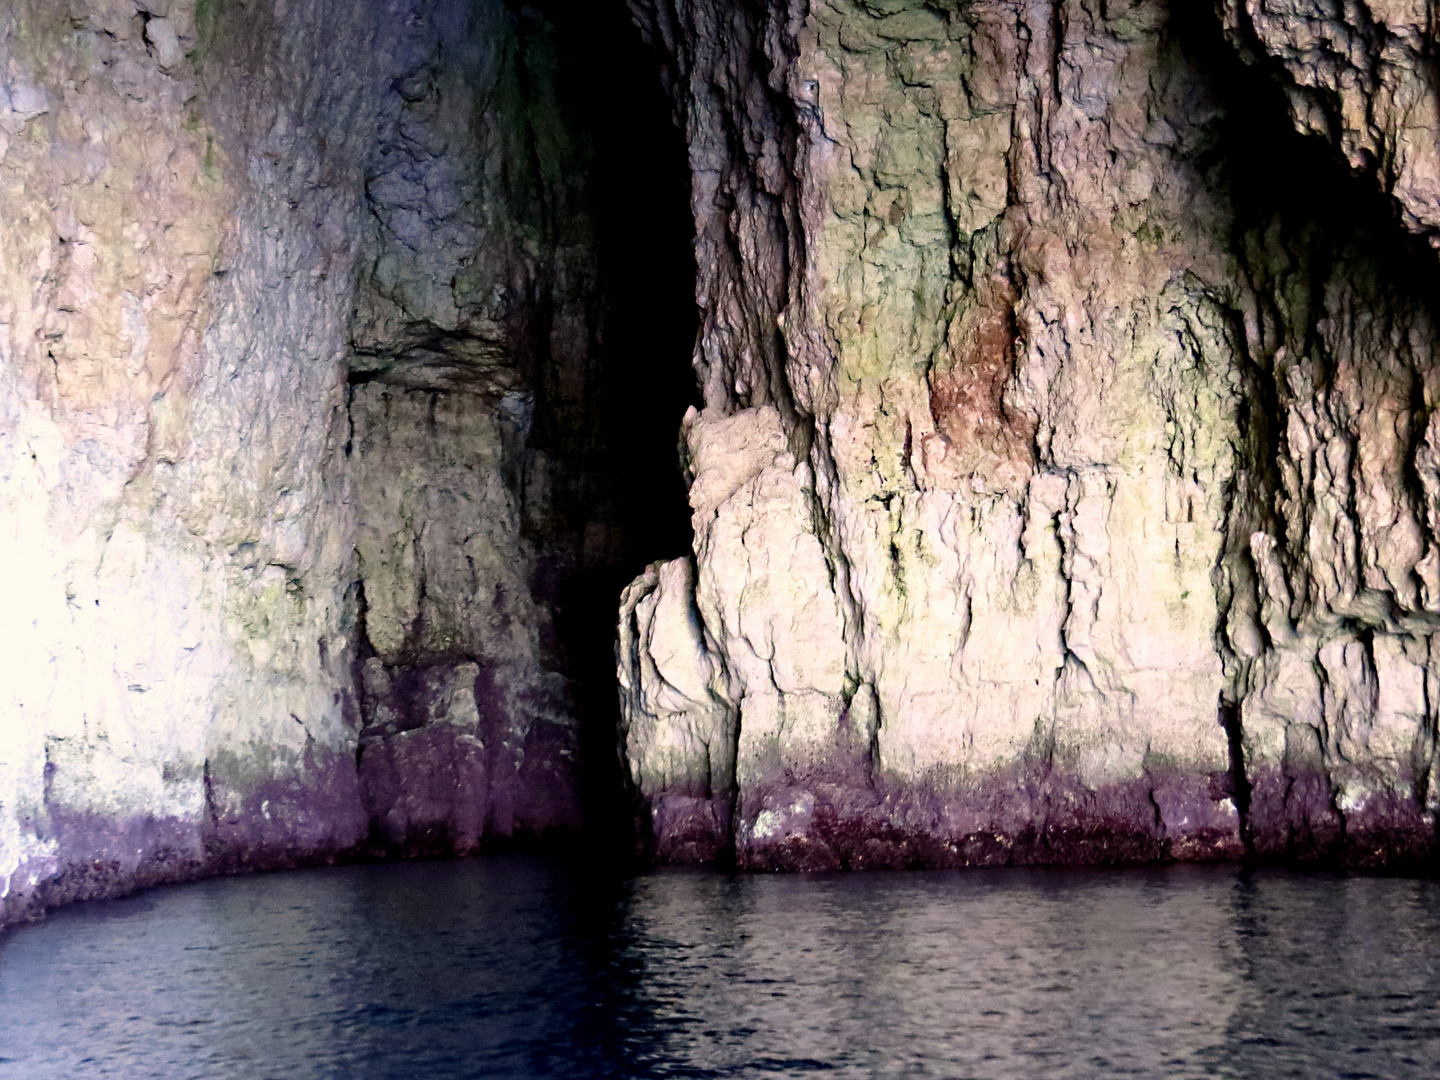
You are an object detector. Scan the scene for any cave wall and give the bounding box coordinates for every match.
[1222,0,1440,241]
[3,0,1439,927]
[619,0,1440,869]
[344,0,595,856]
[0,0,617,926]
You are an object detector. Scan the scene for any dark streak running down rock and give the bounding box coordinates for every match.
[5,0,1440,931]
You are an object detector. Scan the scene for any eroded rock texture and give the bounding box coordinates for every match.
[343,1,595,857]
[1223,0,1440,241]
[0,0,699,926]
[619,0,1440,870]
[3,0,1438,927]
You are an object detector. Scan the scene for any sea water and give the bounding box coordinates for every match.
[1,856,1437,1078]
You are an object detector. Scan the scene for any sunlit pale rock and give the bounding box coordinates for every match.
[0,0,591,926]
[619,0,1440,869]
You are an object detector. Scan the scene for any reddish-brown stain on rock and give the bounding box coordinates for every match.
[925,280,1036,486]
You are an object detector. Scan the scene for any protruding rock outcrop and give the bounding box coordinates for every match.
[619,0,1440,870]
[4,1,1439,928]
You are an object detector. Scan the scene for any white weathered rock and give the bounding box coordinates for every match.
[620,0,1440,868]
[0,0,591,925]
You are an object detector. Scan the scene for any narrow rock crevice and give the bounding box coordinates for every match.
[535,0,702,856]
[344,0,699,861]
[10,0,1440,927]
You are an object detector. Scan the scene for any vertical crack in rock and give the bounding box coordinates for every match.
[1218,694,1253,853]
[7,0,1440,926]
[619,0,1440,871]
[0,0,699,925]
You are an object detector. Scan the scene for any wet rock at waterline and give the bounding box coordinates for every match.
[0,0,693,926]
[618,0,1440,871]
[4,0,1440,928]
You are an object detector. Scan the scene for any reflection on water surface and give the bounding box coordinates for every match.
[1,857,1437,1078]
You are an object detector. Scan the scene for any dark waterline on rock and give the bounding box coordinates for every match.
[2,857,1439,1079]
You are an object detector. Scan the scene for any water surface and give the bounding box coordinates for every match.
[1,857,1437,1078]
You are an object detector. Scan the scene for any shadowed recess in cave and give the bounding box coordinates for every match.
[540,0,702,851]
[1175,2,1440,863]
[343,0,698,860]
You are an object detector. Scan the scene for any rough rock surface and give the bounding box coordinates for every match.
[4,0,1439,928]
[1222,0,1440,242]
[619,0,1440,870]
[0,0,627,927]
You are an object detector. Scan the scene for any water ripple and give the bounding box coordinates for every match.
[1,859,1437,1079]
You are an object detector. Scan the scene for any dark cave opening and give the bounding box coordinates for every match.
[344,1,697,860]
[1174,5,1440,307]
[529,0,701,854]
[1171,3,1440,351]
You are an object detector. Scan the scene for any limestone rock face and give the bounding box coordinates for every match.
[4,0,1439,925]
[2,0,371,925]
[349,387,580,852]
[1222,0,1440,241]
[0,0,599,926]
[620,0,1440,869]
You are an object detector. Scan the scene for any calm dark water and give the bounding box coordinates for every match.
[1,858,1438,1079]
